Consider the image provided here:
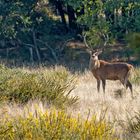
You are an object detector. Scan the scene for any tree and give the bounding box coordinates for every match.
[0,0,45,62]
[66,0,140,48]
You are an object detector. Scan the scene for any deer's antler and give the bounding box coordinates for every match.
[83,33,93,52]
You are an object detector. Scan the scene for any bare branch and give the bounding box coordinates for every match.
[21,42,34,62]
[61,38,74,52]
[36,39,58,63]
[29,48,34,62]
[32,31,41,63]
[22,42,34,48]
[0,47,18,51]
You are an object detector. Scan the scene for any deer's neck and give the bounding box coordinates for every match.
[89,57,100,70]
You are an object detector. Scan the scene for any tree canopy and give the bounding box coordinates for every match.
[0,0,140,62]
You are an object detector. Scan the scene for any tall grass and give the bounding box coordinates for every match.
[0,65,78,107]
[124,111,140,139]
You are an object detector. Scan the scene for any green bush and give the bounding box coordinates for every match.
[127,32,140,59]
[0,110,118,140]
[0,65,78,107]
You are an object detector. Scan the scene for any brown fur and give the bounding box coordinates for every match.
[89,51,133,97]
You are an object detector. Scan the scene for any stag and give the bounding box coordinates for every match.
[83,35,134,98]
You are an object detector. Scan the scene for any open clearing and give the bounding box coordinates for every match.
[71,71,140,120]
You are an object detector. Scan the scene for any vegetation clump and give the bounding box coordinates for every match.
[0,65,78,107]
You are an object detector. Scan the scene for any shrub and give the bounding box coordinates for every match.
[0,65,78,107]
[0,110,118,140]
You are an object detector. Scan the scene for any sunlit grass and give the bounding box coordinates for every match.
[69,70,140,139]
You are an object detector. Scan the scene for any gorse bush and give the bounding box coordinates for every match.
[0,65,78,107]
[0,110,118,140]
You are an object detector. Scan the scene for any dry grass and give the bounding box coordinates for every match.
[70,71,140,119]
[69,71,140,139]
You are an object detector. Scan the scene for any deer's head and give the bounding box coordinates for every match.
[86,48,102,61]
[91,50,102,60]
[83,34,103,60]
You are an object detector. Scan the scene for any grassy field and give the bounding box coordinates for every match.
[70,71,140,139]
[0,65,140,139]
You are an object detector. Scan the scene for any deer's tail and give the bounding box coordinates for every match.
[129,65,135,79]
[124,64,134,85]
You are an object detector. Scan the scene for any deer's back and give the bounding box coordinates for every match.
[92,60,133,80]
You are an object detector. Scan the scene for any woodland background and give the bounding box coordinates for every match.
[0,0,140,69]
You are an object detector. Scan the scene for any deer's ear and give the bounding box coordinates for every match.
[86,49,92,55]
[96,50,102,55]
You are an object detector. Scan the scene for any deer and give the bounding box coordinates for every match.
[83,34,134,98]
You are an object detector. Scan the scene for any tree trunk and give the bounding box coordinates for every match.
[55,0,68,32]
[32,31,41,63]
[67,5,77,30]
[104,10,114,24]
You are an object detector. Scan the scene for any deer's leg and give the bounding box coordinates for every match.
[120,79,124,86]
[126,80,133,98]
[121,78,132,92]
[124,72,132,90]
[120,79,133,98]
[102,79,106,93]
[97,79,100,92]
[120,78,127,88]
